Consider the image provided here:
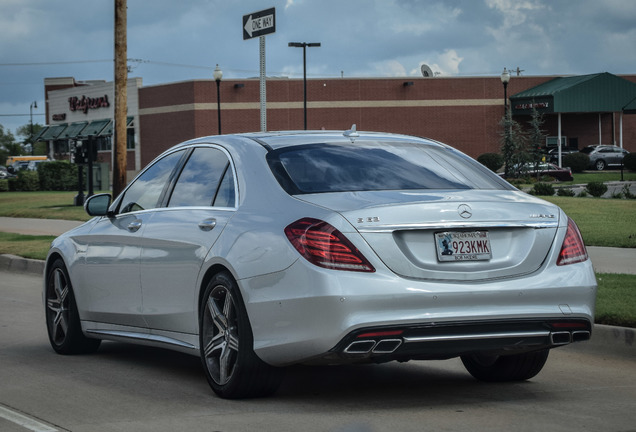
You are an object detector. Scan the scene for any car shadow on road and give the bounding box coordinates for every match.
[30,341,556,408]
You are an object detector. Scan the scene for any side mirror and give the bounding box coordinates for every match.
[85,193,113,217]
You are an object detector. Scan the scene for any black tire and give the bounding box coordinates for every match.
[595,159,606,171]
[461,349,549,382]
[45,258,101,354]
[199,271,284,399]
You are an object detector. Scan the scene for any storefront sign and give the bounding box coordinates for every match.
[514,101,550,110]
[69,95,110,114]
[52,113,66,121]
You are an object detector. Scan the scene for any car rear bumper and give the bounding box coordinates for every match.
[241,259,597,366]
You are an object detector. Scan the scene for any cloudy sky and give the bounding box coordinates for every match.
[1,0,635,136]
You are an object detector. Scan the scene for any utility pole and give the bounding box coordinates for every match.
[113,0,128,197]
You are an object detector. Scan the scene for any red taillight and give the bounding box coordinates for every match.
[285,218,375,272]
[557,217,588,266]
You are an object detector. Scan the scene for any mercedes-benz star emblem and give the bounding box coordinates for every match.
[458,204,472,219]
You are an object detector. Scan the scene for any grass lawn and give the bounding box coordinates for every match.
[0,232,56,260]
[542,196,636,248]
[0,191,97,221]
[595,273,636,328]
[565,171,636,185]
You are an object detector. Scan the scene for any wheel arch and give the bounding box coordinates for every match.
[197,264,240,319]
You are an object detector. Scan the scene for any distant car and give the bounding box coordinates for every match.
[27,160,49,171]
[580,145,629,171]
[547,148,579,165]
[501,162,574,182]
[0,165,16,179]
[45,129,596,399]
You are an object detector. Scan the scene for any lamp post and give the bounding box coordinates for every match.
[500,67,510,115]
[213,64,223,135]
[288,42,321,130]
[29,101,37,155]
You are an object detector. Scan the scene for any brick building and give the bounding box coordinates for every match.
[40,73,636,180]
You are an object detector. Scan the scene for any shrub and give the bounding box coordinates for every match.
[477,153,504,172]
[578,190,588,197]
[0,179,8,192]
[562,152,590,173]
[623,184,635,199]
[586,181,608,197]
[11,170,40,191]
[530,182,555,196]
[623,153,636,172]
[556,187,575,197]
[38,161,79,191]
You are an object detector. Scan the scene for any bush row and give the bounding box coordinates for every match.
[0,161,79,192]
[529,181,635,199]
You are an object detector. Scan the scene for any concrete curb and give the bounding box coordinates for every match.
[2,254,633,360]
[0,254,45,276]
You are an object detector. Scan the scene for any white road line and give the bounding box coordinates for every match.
[0,406,58,432]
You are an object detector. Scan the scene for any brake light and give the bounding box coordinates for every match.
[557,217,588,266]
[285,218,375,272]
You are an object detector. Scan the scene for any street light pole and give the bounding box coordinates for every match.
[500,67,510,115]
[214,64,223,135]
[288,42,320,130]
[29,101,37,155]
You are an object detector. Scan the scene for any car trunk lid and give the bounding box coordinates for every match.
[295,190,561,281]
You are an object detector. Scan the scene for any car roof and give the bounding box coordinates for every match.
[168,129,450,157]
[237,129,446,150]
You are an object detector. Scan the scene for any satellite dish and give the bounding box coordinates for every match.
[421,64,433,78]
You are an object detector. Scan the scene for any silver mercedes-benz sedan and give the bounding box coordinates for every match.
[44,129,597,399]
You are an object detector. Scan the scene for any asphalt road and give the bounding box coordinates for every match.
[1,271,635,432]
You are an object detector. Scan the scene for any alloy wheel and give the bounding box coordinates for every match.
[201,284,240,385]
[46,268,71,346]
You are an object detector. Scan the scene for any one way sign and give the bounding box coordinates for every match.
[243,8,276,40]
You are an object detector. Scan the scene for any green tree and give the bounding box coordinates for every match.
[0,124,22,165]
[500,111,528,178]
[527,105,546,177]
[16,122,44,153]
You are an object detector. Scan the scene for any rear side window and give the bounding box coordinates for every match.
[267,141,510,195]
[168,147,235,207]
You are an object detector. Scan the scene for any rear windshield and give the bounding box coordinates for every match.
[266,141,511,195]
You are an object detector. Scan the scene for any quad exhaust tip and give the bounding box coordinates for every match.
[344,339,403,355]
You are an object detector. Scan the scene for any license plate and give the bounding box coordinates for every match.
[435,231,492,262]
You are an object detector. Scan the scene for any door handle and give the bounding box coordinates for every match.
[127,219,142,232]
[198,218,217,231]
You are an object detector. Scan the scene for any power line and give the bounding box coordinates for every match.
[0,60,112,66]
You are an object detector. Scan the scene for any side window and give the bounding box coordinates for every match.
[168,147,235,207]
[214,166,235,207]
[119,150,184,214]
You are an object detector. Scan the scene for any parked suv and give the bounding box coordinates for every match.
[580,145,629,171]
[547,148,579,165]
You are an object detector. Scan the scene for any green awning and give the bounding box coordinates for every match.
[510,72,636,115]
[80,119,111,137]
[98,120,114,137]
[99,116,133,136]
[38,124,68,141]
[33,127,49,142]
[59,121,88,139]
[624,96,636,114]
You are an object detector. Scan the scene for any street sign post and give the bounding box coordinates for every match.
[243,8,276,132]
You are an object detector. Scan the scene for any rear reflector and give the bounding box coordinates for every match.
[557,217,588,266]
[285,218,375,272]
